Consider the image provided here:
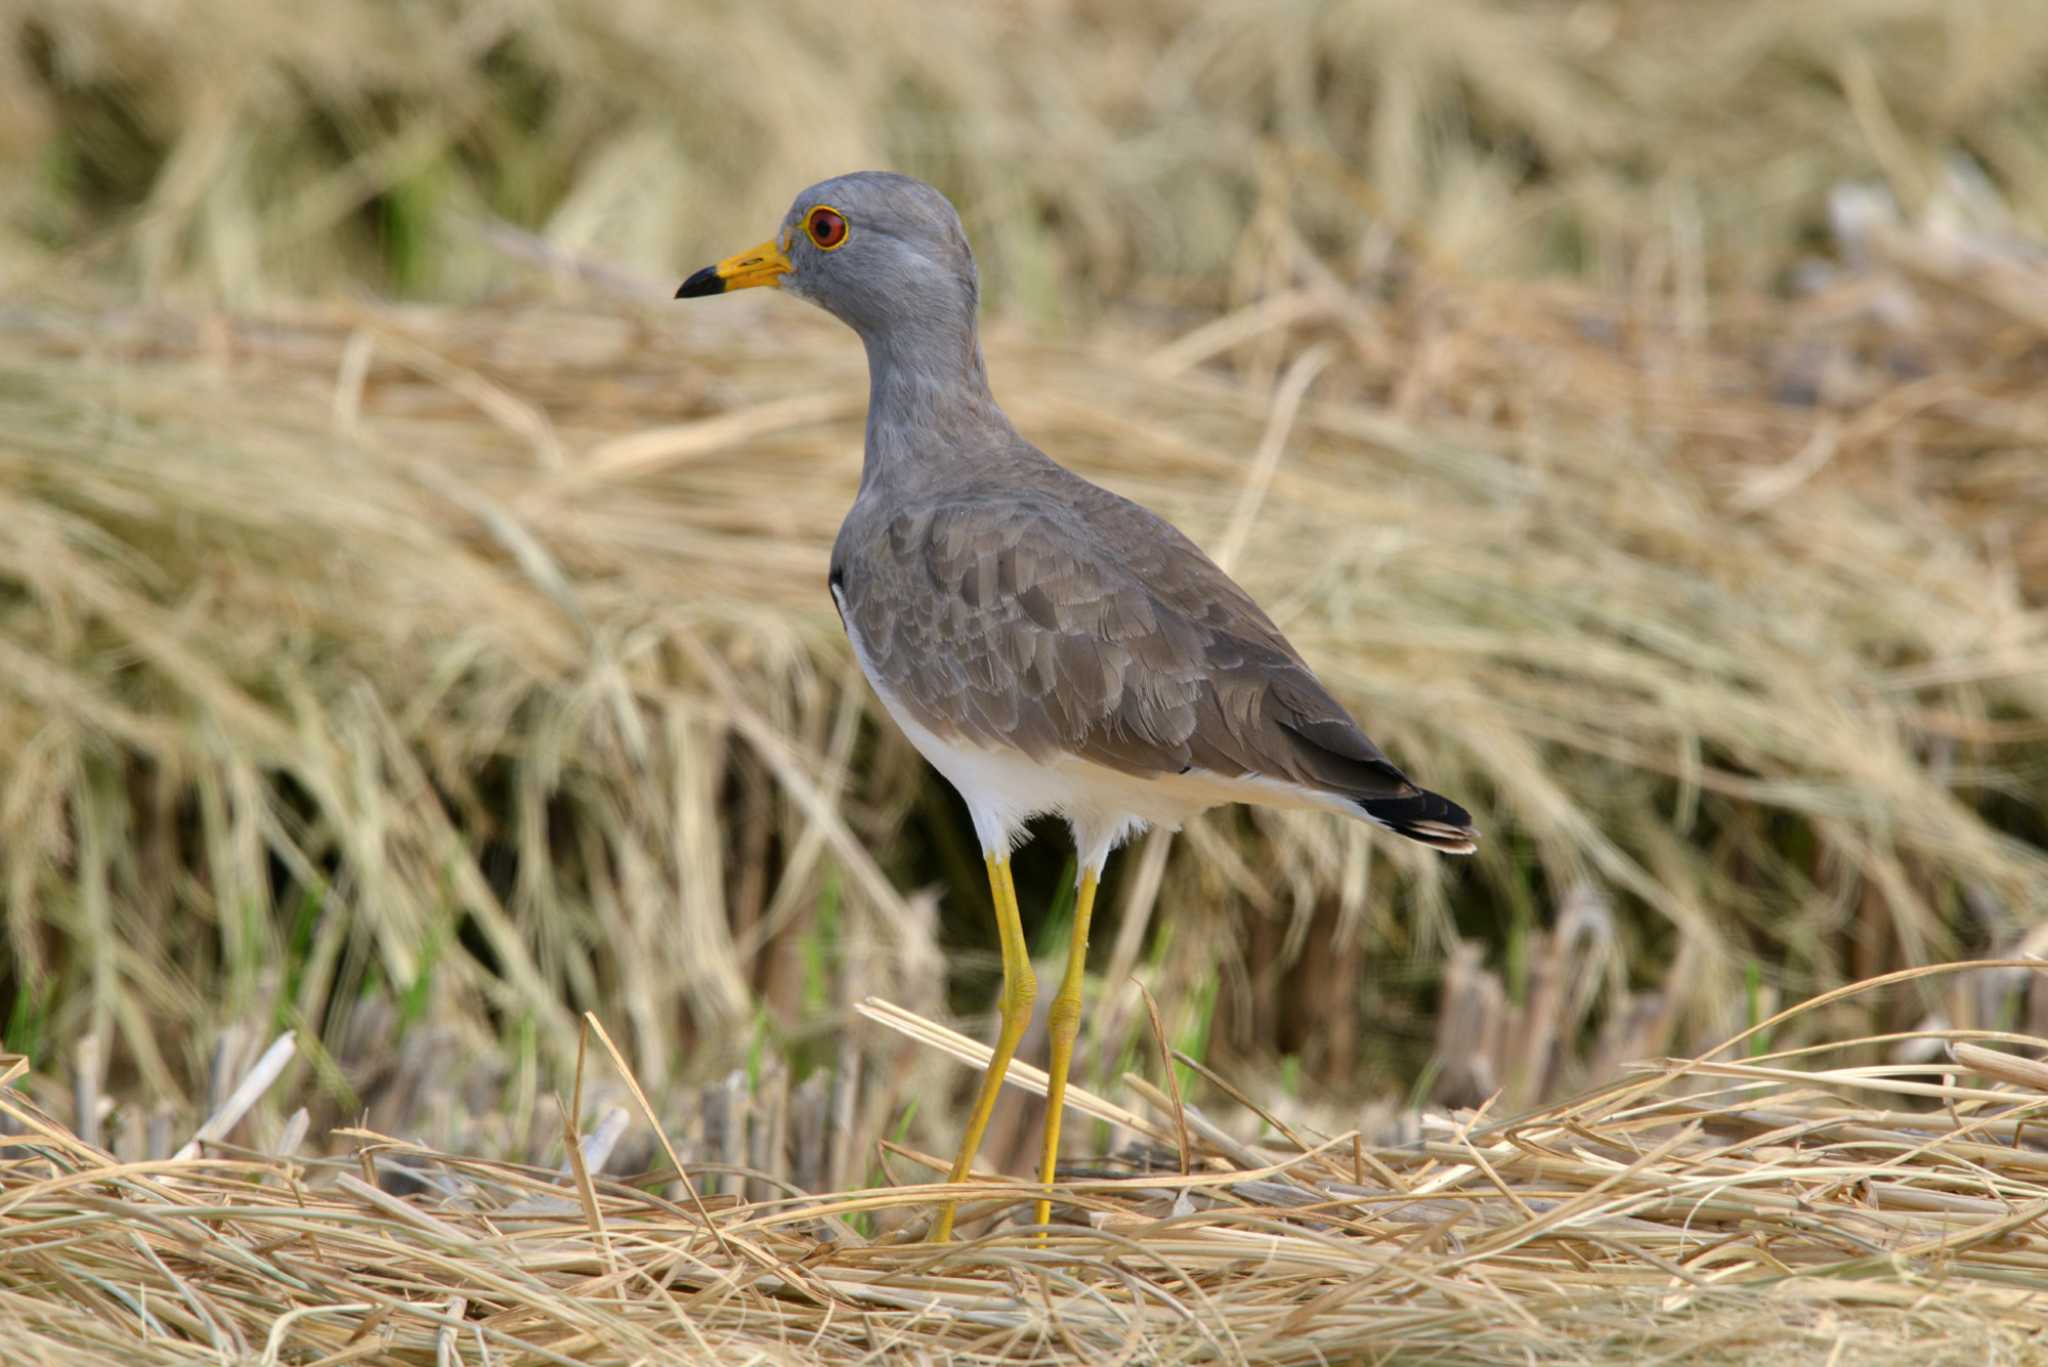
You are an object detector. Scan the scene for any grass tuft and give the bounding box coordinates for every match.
[0,11,2044,1332]
[6,972,2048,1363]
[0,185,2044,1158]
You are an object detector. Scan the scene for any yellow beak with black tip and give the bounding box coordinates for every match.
[675,237,792,297]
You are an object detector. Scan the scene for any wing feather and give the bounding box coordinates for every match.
[832,473,1420,803]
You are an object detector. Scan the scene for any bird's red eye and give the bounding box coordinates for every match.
[806,206,849,251]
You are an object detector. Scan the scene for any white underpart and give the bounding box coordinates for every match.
[835,586,1371,877]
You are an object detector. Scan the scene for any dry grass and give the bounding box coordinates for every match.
[7,967,2048,1365]
[11,0,2048,308]
[1,0,2042,1119]
[1,176,2045,1167]
[3,4,2048,1358]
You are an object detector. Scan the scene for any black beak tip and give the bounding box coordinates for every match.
[674,267,725,299]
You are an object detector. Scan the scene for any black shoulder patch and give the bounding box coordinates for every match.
[827,564,848,629]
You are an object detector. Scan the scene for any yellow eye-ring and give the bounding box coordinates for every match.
[805,205,850,251]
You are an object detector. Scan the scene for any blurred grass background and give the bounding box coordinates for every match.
[1,0,2045,1186]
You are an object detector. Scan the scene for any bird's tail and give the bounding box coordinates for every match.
[1357,787,1479,855]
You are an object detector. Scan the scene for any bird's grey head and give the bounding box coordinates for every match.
[677,172,1006,479]
[676,171,980,348]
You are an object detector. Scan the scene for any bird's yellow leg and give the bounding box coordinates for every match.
[932,853,1035,1242]
[1035,866,1098,1231]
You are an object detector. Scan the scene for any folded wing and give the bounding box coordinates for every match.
[832,471,1475,853]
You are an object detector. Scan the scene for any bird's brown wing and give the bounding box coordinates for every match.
[830,478,1421,803]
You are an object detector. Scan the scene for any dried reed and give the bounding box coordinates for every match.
[12,0,2048,313]
[1,174,2044,1171]
[5,967,2048,1364]
[1,0,2045,1238]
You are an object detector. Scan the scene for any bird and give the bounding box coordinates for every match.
[677,171,1476,1241]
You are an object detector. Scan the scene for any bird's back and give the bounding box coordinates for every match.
[830,439,1476,850]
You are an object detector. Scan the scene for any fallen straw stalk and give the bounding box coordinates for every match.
[0,280,2042,1156]
[9,974,2048,1364]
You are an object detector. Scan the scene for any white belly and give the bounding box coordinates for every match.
[833,587,1348,870]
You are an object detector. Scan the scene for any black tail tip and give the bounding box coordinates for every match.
[1358,788,1479,855]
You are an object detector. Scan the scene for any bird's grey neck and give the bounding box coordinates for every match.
[858,320,1009,492]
